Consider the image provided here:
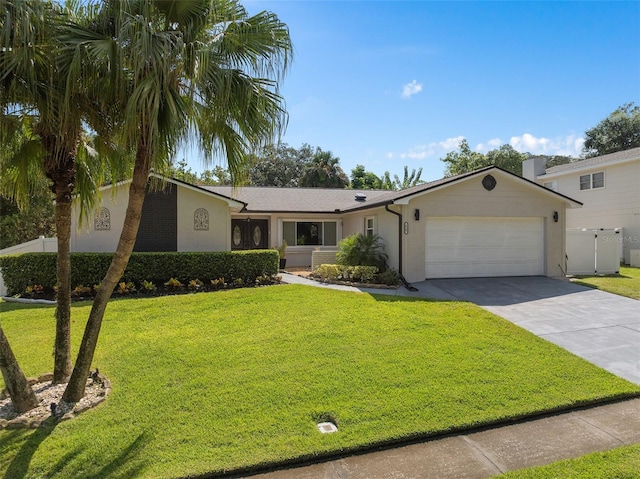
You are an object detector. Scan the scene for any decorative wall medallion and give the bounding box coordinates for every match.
[482,174,497,191]
[94,207,111,230]
[194,208,209,230]
[252,225,262,247]
[233,225,242,247]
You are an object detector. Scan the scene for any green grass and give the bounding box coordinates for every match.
[1,285,638,478]
[498,444,640,478]
[573,266,640,300]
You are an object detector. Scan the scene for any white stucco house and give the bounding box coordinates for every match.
[523,147,640,265]
[71,167,581,283]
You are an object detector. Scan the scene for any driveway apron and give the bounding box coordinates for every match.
[427,276,640,385]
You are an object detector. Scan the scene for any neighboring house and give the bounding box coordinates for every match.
[70,167,581,283]
[523,147,640,265]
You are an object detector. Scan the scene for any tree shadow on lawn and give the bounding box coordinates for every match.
[0,301,56,313]
[2,419,150,479]
[365,294,461,304]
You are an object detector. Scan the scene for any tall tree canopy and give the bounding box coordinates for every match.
[300,149,349,188]
[583,102,640,157]
[350,164,382,189]
[441,140,527,176]
[248,143,313,187]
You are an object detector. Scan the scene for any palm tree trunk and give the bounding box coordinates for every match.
[44,149,75,384]
[0,327,39,413]
[63,139,152,402]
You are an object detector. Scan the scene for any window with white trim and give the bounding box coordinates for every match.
[365,216,375,236]
[543,181,558,192]
[283,221,337,246]
[579,172,605,190]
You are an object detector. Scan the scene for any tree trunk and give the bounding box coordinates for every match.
[63,138,152,402]
[0,327,39,413]
[44,148,76,384]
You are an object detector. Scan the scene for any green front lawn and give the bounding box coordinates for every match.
[1,285,638,478]
[573,266,640,300]
[498,444,640,478]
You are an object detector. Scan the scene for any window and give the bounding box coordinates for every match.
[365,216,375,236]
[592,172,604,188]
[543,181,558,192]
[580,172,605,190]
[282,221,337,246]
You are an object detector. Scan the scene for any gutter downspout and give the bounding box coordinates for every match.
[385,204,418,292]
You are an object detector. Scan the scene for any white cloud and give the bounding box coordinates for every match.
[509,133,584,157]
[437,136,465,151]
[402,80,423,99]
[391,136,465,160]
[476,138,503,152]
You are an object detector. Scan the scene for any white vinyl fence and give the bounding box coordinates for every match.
[0,237,57,296]
[566,228,621,275]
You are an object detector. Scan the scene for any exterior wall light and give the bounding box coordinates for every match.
[414,209,420,221]
[553,211,559,223]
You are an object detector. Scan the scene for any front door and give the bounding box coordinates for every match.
[231,219,268,250]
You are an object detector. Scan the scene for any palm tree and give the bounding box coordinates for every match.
[300,149,349,188]
[393,166,424,190]
[2,0,80,384]
[1,0,126,387]
[63,0,292,402]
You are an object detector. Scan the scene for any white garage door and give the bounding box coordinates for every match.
[425,217,544,279]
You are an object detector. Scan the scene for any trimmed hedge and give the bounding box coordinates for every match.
[0,250,278,295]
[313,264,379,283]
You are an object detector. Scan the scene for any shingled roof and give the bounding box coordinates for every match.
[544,146,640,175]
[204,167,509,213]
[203,186,393,213]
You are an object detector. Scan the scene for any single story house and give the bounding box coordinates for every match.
[70,167,582,283]
[523,147,640,265]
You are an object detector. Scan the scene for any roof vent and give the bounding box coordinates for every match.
[354,193,367,202]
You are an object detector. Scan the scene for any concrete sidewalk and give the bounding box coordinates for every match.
[244,398,640,479]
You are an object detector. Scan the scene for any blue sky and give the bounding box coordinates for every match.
[188,1,640,182]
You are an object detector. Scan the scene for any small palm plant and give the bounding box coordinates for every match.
[336,233,388,272]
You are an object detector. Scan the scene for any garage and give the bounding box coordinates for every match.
[425,216,545,279]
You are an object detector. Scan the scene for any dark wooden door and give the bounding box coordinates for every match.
[231,219,268,250]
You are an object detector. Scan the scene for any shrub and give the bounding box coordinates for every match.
[141,280,156,292]
[116,281,136,295]
[313,264,378,283]
[188,279,204,292]
[164,278,184,290]
[0,250,278,295]
[336,233,388,272]
[348,266,377,283]
[376,268,401,286]
[313,264,342,280]
[72,285,93,297]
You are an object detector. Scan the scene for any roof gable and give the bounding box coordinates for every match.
[94,173,246,209]
[375,166,582,209]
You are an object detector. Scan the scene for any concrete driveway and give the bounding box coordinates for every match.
[425,277,640,385]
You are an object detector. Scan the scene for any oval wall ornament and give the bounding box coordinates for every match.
[482,174,497,191]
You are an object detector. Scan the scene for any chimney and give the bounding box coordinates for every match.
[522,156,547,181]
